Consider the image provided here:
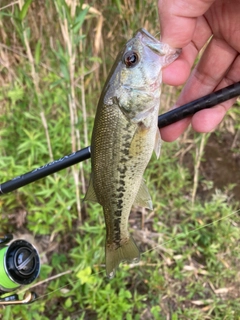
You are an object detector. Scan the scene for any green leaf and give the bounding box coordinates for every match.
[76,266,94,285]
[172,313,179,320]
[64,297,72,309]
[114,0,122,14]
[72,6,89,33]
[19,0,33,21]
[151,306,161,319]
[34,40,41,65]
[50,79,65,89]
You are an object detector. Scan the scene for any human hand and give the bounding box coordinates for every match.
[158,0,240,141]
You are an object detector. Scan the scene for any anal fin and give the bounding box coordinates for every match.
[134,179,153,210]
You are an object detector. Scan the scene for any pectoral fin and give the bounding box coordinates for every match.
[84,177,98,203]
[133,179,153,210]
[154,129,161,159]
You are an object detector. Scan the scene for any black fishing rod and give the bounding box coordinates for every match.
[0,81,240,195]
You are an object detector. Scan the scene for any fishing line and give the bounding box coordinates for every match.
[19,208,240,302]
[142,208,240,256]
[154,32,161,38]
[19,269,106,303]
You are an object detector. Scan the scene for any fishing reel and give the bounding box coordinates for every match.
[0,234,40,305]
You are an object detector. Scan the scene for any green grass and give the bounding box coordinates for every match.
[1,1,240,319]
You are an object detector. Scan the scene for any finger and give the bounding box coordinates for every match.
[158,0,215,48]
[204,0,240,54]
[160,117,191,142]
[160,37,238,141]
[192,54,240,132]
[177,36,238,105]
[162,16,212,86]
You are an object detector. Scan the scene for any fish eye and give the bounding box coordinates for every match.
[123,51,139,68]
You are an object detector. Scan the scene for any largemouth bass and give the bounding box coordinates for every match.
[85,28,180,278]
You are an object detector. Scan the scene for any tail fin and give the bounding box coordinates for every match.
[105,236,140,279]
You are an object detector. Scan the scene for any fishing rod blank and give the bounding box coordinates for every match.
[0,147,91,195]
[0,81,240,195]
[158,81,240,128]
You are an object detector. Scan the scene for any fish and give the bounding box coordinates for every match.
[85,28,181,278]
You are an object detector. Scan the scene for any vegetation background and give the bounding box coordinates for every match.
[0,0,240,319]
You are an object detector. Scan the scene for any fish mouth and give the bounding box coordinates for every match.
[138,28,158,42]
[137,28,182,59]
[147,42,181,58]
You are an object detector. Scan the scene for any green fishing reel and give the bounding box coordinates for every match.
[0,234,40,305]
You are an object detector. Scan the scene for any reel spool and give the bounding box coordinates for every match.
[0,234,40,305]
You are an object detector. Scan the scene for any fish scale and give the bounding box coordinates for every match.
[85,28,181,278]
